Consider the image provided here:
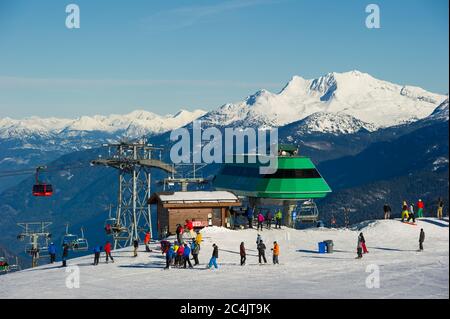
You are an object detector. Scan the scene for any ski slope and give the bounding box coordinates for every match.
[0,218,448,299]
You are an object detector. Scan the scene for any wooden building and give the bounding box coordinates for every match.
[149,191,241,237]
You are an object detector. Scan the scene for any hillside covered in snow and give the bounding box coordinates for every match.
[0,219,448,299]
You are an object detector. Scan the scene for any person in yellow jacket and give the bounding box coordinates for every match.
[401,208,409,222]
[271,241,280,264]
[275,210,283,229]
[195,232,203,245]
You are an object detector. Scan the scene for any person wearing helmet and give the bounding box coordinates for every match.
[417,199,424,218]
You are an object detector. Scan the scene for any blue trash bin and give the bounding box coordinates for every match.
[318,242,326,254]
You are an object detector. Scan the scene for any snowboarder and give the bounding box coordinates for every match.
[165,244,174,269]
[419,228,425,251]
[48,242,56,264]
[383,203,392,219]
[185,219,195,239]
[266,211,273,229]
[437,198,444,220]
[93,245,102,265]
[61,243,69,267]
[183,243,193,268]
[104,241,114,263]
[257,240,267,264]
[359,232,369,254]
[401,206,410,222]
[257,212,265,231]
[133,239,139,257]
[356,236,363,259]
[417,199,424,218]
[144,231,151,252]
[176,224,184,244]
[191,239,200,266]
[247,206,254,229]
[275,209,282,229]
[407,208,416,223]
[240,242,246,266]
[207,244,219,269]
[271,241,279,264]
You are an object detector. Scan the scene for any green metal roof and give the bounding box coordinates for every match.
[213,156,332,200]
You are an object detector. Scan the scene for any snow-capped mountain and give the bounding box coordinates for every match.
[200,70,447,128]
[0,109,206,139]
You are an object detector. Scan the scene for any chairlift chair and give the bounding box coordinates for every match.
[73,227,89,251]
[296,200,319,223]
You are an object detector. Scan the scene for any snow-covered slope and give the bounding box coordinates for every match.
[0,219,447,299]
[0,109,206,139]
[201,70,447,129]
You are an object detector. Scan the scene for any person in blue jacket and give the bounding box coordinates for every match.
[93,245,102,266]
[247,206,254,229]
[48,242,57,264]
[164,244,174,269]
[183,243,193,268]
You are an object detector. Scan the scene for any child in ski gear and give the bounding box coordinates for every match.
[247,206,254,229]
[257,240,267,264]
[165,244,174,269]
[172,242,179,266]
[62,243,69,267]
[183,243,193,268]
[257,212,265,231]
[240,242,246,266]
[176,224,184,244]
[133,239,139,257]
[160,240,170,254]
[256,234,262,246]
[437,198,444,220]
[271,241,279,264]
[48,242,56,263]
[191,239,200,266]
[176,244,185,267]
[419,229,425,251]
[417,199,424,218]
[275,210,282,229]
[208,244,219,269]
[356,236,363,259]
[93,245,102,265]
[383,203,392,219]
[104,241,114,263]
[359,233,369,254]
[144,231,151,252]
[266,211,272,229]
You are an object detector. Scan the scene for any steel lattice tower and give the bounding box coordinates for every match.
[92,141,174,249]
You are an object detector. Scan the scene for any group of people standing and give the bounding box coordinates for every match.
[383,197,446,221]
[247,207,283,231]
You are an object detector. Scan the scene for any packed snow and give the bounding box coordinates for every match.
[0,218,447,299]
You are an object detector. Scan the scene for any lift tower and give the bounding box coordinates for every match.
[17,222,52,268]
[91,141,175,249]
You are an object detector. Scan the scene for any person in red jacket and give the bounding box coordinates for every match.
[104,241,114,263]
[185,219,195,239]
[417,199,424,218]
[176,244,185,267]
[144,231,152,252]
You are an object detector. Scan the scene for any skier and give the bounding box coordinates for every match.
[61,243,69,267]
[176,243,185,267]
[165,243,174,269]
[207,244,219,269]
[191,239,200,266]
[359,232,369,254]
[383,203,392,219]
[275,209,282,229]
[133,239,139,257]
[257,240,267,264]
[256,233,262,247]
[48,242,57,264]
[183,243,193,268]
[93,245,102,266]
[185,219,195,239]
[401,206,410,222]
[437,198,444,220]
[356,236,363,259]
[419,228,425,251]
[176,224,184,244]
[271,241,280,264]
[247,206,254,229]
[266,211,272,229]
[104,241,114,263]
[257,212,265,231]
[240,242,246,266]
[144,231,151,252]
[417,199,424,218]
[195,231,203,246]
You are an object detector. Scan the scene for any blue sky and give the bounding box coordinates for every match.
[0,0,448,118]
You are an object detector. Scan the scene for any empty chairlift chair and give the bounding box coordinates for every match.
[296,200,319,223]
